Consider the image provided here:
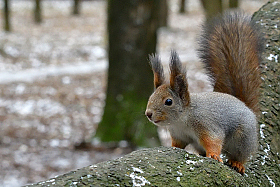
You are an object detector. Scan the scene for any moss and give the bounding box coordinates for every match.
[95,0,161,147]
[96,91,159,147]
[250,0,280,185]
[26,147,253,187]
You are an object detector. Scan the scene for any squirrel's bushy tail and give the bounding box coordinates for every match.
[198,11,263,114]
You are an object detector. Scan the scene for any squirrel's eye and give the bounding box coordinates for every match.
[165,99,173,106]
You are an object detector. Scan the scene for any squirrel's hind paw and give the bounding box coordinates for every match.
[226,159,245,175]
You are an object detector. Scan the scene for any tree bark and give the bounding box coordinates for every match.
[24,147,255,186]
[250,0,280,184]
[229,0,239,8]
[4,0,11,32]
[73,0,80,15]
[25,1,280,186]
[179,0,186,13]
[200,0,223,21]
[158,0,168,27]
[95,0,161,147]
[34,0,42,24]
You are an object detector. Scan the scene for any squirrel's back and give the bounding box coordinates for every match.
[198,11,263,114]
[189,92,257,132]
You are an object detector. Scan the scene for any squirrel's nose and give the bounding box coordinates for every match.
[145,110,153,119]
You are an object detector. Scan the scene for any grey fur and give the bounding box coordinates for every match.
[188,92,257,163]
[146,86,257,164]
[146,11,260,173]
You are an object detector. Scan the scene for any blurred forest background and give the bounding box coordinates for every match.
[0,0,268,186]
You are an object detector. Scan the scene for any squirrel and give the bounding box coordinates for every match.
[145,11,263,174]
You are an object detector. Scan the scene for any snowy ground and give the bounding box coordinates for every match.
[0,0,268,186]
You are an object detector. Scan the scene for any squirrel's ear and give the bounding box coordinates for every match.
[169,51,190,105]
[149,54,165,88]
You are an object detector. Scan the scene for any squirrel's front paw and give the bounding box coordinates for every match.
[226,159,245,174]
[206,153,223,163]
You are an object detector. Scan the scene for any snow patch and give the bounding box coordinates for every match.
[267,54,279,62]
[264,143,271,154]
[132,167,143,173]
[0,61,107,84]
[260,124,266,139]
[261,142,271,165]
[0,98,66,117]
[129,167,150,187]
[265,174,276,187]
[177,171,182,176]
[186,160,197,165]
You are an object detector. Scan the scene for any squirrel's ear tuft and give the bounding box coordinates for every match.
[149,54,165,88]
[169,51,185,89]
[169,51,190,105]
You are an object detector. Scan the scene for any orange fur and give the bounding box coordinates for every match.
[171,137,187,149]
[227,159,245,174]
[200,134,223,163]
[198,12,262,114]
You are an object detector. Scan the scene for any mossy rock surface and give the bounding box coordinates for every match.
[26,147,249,187]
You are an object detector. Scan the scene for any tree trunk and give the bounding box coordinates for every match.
[179,0,186,13]
[4,0,10,32]
[250,0,280,184]
[25,1,280,186]
[229,0,239,9]
[73,0,80,15]
[158,0,168,27]
[200,0,223,21]
[95,0,161,147]
[34,0,42,24]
